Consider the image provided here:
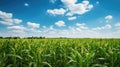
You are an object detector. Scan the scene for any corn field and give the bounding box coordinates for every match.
[0,38,120,67]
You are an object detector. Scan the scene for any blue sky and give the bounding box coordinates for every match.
[0,0,120,38]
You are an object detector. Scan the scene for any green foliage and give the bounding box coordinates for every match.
[0,38,120,67]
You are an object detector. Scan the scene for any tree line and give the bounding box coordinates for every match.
[0,36,45,39]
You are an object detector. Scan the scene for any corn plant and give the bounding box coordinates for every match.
[0,38,120,67]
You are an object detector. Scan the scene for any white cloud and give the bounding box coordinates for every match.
[47,8,66,15]
[49,25,54,30]
[76,23,86,28]
[0,11,12,19]
[28,28,41,33]
[103,24,112,29]
[61,0,93,16]
[43,24,116,38]
[76,28,82,31]
[76,23,85,27]
[47,0,93,16]
[41,27,102,38]
[92,24,112,30]
[61,0,77,5]
[4,23,120,38]
[0,10,22,25]
[7,29,27,37]
[7,26,26,30]
[55,20,66,27]
[76,23,88,30]
[68,16,77,20]
[50,0,56,3]
[6,27,120,38]
[0,11,13,25]
[92,27,101,30]
[13,19,22,24]
[115,22,120,30]
[27,22,40,28]
[105,15,113,20]
[105,15,113,22]
[7,24,41,37]
[24,3,29,6]
[0,21,13,25]
[115,23,120,27]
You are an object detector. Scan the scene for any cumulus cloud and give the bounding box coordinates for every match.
[0,11,13,25]
[7,26,120,38]
[115,22,120,30]
[92,24,112,30]
[61,0,93,16]
[47,0,93,16]
[13,19,22,24]
[7,25,27,37]
[61,0,77,5]
[49,25,54,30]
[24,3,29,6]
[68,16,77,20]
[0,21,13,25]
[28,28,41,33]
[76,23,85,26]
[55,20,66,27]
[7,29,27,37]
[27,22,40,28]
[42,23,115,38]
[47,8,66,15]
[75,23,88,31]
[0,11,42,37]
[7,26,26,30]
[0,10,22,25]
[0,11,12,19]
[115,22,120,27]
[41,27,102,38]
[7,24,41,37]
[4,22,120,38]
[10,30,26,34]
[105,15,113,22]
[102,24,112,29]
[76,23,87,29]
[22,22,114,38]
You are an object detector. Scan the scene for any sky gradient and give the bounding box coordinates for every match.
[0,0,120,38]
